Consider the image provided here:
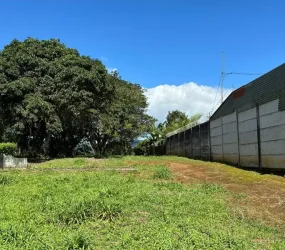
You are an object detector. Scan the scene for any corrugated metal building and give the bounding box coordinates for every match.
[210,63,285,169]
[165,63,285,169]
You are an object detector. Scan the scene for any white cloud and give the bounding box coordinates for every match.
[107,67,118,73]
[145,82,232,123]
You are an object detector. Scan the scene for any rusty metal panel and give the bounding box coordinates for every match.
[211,63,285,120]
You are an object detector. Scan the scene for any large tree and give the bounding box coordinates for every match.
[86,72,155,155]
[0,38,155,158]
[0,38,113,157]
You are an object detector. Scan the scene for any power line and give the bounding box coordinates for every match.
[223,72,262,76]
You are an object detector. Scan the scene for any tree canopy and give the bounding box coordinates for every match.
[0,38,154,158]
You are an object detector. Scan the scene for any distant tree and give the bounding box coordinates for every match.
[165,110,189,127]
[165,110,202,134]
[144,111,202,154]
[148,122,166,143]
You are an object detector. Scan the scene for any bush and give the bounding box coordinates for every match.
[133,140,152,156]
[0,143,17,156]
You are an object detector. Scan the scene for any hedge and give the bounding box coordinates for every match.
[0,143,17,155]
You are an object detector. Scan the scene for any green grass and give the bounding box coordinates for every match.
[1,157,285,249]
[30,157,128,169]
[153,164,172,179]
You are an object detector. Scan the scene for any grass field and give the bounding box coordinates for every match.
[1,156,285,249]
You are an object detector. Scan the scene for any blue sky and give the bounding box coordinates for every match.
[1,0,285,121]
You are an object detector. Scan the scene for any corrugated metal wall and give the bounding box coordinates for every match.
[212,63,285,120]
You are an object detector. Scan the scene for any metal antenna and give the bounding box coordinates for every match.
[219,52,261,105]
[221,52,225,104]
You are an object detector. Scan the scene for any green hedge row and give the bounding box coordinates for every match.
[0,143,17,155]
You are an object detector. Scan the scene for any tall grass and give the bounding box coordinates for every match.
[0,158,284,249]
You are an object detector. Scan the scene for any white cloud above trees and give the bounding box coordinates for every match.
[145,82,232,123]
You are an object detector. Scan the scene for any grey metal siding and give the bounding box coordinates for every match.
[212,63,285,120]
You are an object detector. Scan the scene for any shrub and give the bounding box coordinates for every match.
[153,165,172,179]
[133,140,152,156]
[0,143,17,156]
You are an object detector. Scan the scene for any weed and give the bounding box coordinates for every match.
[56,200,98,225]
[0,174,12,185]
[97,200,122,221]
[153,165,171,179]
[199,183,227,194]
[65,232,91,250]
[55,198,122,225]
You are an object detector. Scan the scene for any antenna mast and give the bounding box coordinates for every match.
[219,52,261,105]
[221,52,225,104]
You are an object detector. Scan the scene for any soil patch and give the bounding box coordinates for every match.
[167,161,285,228]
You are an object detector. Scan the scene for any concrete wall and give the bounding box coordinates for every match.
[210,107,259,167]
[166,122,210,160]
[223,112,239,164]
[210,112,239,165]
[165,98,285,169]
[210,98,285,169]
[259,99,285,169]
[0,154,27,168]
[238,107,259,167]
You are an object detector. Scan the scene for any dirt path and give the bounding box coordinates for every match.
[167,162,285,228]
